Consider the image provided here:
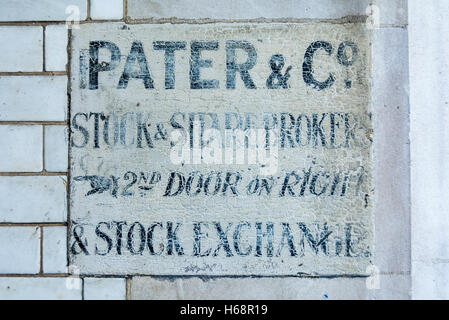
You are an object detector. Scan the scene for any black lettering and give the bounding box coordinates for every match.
[337,41,359,88]
[295,114,311,146]
[153,41,187,89]
[266,54,292,89]
[127,222,146,255]
[185,171,203,196]
[302,41,335,90]
[221,172,241,196]
[312,113,327,147]
[298,168,311,197]
[120,112,135,147]
[226,40,257,89]
[122,171,137,196]
[298,223,332,256]
[190,41,219,89]
[163,172,185,196]
[136,113,154,148]
[71,224,89,255]
[279,172,300,197]
[118,41,154,89]
[114,221,127,255]
[212,222,233,257]
[233,222,252,256]
[203,172,221,196]
[89,112,103,148]
[167,222,184,255]
[280,113,296,148]
[89,41,121,90]
[103,113,119,146]
[309,172,330,196]
[277,223,297,256]
[255,222,274,257]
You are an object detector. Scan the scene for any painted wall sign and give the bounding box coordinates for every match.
[69,22,373,275]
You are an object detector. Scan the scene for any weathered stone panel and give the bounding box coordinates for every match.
[69,22,373,276]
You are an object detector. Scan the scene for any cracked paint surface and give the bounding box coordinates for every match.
[69,22,373,276]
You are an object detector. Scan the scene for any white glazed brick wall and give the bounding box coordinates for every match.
[0,0,128,300]
[44,125,69,172]
[91,0,124,20]
[0,27,43,72]
[45,25,69,72]
[0,176,67,223]
[0,0,443,300]
[43,227,67,274]
[0,76,67,121]
[0,227,40,274]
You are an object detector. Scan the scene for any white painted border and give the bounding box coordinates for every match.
[409,0,449,300]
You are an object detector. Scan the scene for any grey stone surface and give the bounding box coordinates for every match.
[127,0,407,25]
[373,0,408,26]
[366,274,410,300]
[0,76,67,121]
[0,227,40,274]
[131,277,367,300]
[127,0,369,20]
[130,275,410,300]
[83,278,126,300]
[0,26,43,72]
